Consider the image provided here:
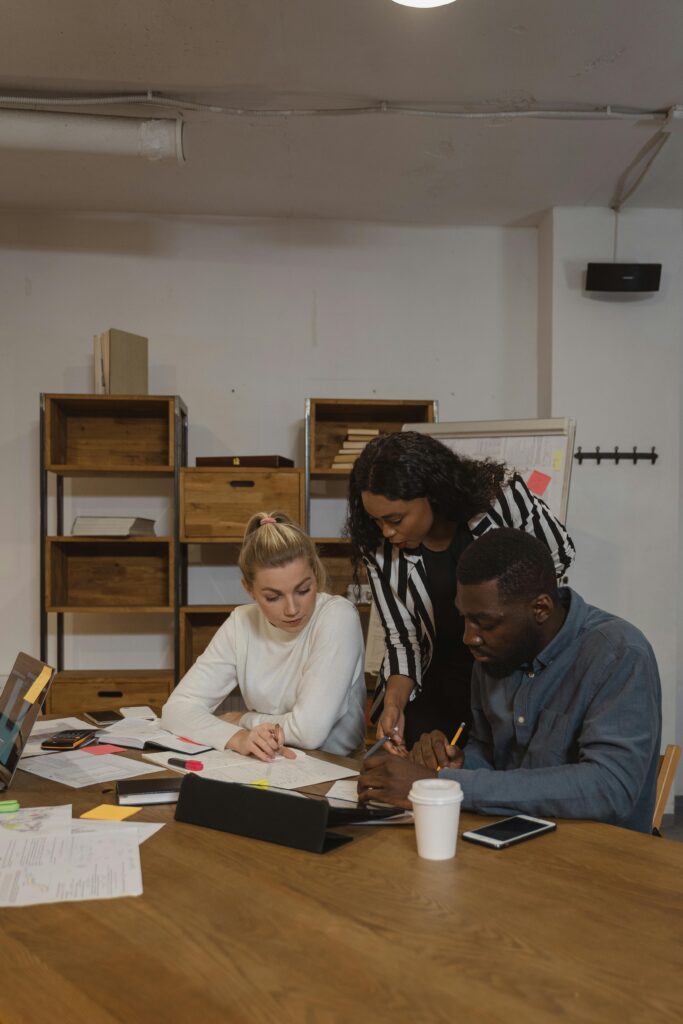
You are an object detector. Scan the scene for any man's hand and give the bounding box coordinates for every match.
[409,730,465,772]
[357,754,436,810]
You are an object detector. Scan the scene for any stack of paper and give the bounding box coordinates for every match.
[0,803,166,907]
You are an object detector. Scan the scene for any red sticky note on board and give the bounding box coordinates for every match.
[527,470,552,497]
[83,744,126,756]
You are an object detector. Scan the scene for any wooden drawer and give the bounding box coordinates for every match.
[47,670,173,716]
[180,468,304,541]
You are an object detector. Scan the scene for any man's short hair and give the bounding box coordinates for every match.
[457,528,559,603]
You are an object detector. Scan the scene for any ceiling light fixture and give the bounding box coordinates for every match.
[391,1,457,8]
[0,109,184,162]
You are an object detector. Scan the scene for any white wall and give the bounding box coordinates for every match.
[541,207,683,759]
[0,213,538,672]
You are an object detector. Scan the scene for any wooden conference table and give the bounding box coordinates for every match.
[1,752,682,1024]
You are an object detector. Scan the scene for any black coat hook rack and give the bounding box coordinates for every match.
[574,446,658,466]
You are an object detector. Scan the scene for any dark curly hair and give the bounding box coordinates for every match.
[345,431,506,572]
[456,528,558,603]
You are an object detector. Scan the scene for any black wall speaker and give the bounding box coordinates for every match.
[585,262,662,292]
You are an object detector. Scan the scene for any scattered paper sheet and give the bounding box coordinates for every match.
[70,820,164,845]
[0,805,72,836]
[0,831,142,906]
[21,717,92,758]
[325,779,360,807]
[143,748,358,790]
[120,706,157,720]
[19,751,163,789]
[80,804,141,821]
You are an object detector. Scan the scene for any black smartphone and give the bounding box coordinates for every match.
[461,814,556,849]
[40,729,98,751]
[83,710,124,727]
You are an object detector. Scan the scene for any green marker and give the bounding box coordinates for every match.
[0,800,20,813]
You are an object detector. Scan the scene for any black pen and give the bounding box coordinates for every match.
[364,735,392,760]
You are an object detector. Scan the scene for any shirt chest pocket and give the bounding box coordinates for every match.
[523,709,573,769]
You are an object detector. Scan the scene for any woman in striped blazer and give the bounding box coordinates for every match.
[346,431,575,751]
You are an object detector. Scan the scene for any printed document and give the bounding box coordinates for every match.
[19,750,163,788]
[0,830,142,907]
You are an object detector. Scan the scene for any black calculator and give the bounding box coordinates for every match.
[41,729,98,751]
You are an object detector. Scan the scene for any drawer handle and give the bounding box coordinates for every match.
[229,480,255,488]
[97,690,124,698]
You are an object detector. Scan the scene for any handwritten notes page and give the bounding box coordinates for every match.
[143,748,358,789]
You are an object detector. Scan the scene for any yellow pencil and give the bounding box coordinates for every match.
[449,721,466,748]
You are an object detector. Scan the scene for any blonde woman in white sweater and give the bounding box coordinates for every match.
[162,512,366,761]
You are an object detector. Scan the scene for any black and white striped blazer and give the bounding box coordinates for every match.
[364,474,575,716]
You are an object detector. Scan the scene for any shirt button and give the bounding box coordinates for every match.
[527,671,535,678]
[517,715,526,724]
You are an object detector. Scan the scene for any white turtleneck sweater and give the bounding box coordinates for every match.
[162,593,366,756]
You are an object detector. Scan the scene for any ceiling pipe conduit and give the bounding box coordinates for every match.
[0,109,184,162]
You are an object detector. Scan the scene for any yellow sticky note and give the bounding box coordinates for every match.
[552,449,563,472]
[23,666,52,705]
[249,779,270,789]
[80,804,141,821]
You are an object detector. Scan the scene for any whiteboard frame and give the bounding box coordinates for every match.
[408,417,576,522]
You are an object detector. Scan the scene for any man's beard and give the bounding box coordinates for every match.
[479,622,540,680]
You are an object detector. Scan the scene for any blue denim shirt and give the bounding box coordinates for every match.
[441,589,662,833]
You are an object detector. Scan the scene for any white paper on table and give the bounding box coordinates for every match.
[325,779,360,807]
[143,747,357,789]
[21,718,93,758]
[70,820,164,845]
[0,830,142,907]
[142,748,245,773]
[0,805,73,835]
[119,706,157,720]
[18,751,164,789]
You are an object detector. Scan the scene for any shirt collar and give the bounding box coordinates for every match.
[531,588,587,671]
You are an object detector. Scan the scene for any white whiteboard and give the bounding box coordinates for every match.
[410,417,575,522]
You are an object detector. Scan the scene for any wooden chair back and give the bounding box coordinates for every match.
[653,744,681,832]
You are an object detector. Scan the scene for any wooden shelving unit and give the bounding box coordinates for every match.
[306,398,438,482]
[40,394,187,715]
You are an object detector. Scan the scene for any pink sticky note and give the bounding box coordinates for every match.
[527,470,552,497]
[83,743,126,755]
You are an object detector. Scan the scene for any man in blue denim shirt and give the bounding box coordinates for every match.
[358,529,662,833]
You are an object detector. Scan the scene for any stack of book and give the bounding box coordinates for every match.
[331,428,380,469]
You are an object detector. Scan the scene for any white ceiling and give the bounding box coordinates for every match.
[2,0,683,225]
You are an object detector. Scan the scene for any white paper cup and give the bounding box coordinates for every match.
[408,778,463,860]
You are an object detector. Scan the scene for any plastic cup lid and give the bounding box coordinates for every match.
[408,778,463,804]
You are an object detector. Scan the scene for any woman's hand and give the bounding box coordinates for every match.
[377,675,414,755]
[227,724,296,762]
[377,705,407,755]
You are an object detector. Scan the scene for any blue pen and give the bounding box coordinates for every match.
[364,734,392,760]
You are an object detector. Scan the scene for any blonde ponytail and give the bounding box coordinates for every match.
[239,512,327,590]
